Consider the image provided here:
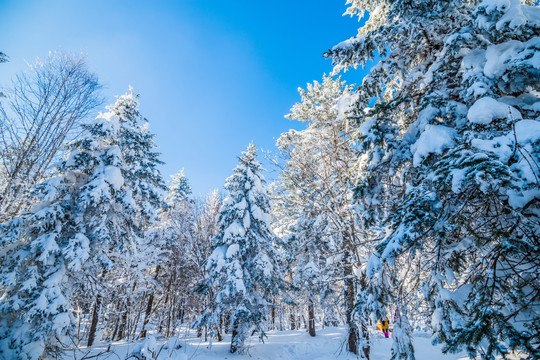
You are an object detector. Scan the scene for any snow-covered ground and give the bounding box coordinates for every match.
[66,326,492,360]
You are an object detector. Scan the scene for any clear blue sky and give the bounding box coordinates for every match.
[0,0,364,195]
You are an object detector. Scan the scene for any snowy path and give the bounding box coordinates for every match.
[184,327,469,360]
[71,326,486,360]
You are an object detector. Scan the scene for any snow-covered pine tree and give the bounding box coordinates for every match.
[138,182,184,339]
[326,0,540,358]
[289,211,337,337]
[276,76,371,357]
[196,144,283,354]
[88,89,165,344]
[0,89,164,359]
[167,169,192,205]
[111,88,165,227]
[143,169,197,338]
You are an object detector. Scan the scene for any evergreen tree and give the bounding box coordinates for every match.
[196,144,283,354]
[167,169,192,205]
[143,170,197,338]
[88,89,165,344]
[276,76,370,356]
[0,89,164,359]
[327,0,540,358]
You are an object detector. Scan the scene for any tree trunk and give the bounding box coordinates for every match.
[224,312,231,334]
[179,299,185,324]
[76,305,83,345]
[217,325,223,341]
[87,295,101,347]
[289,307,296,330]
[139,292,154,338]
[344,254,359,355]
[218,315,224,341]
[165,294,176,337]
[160,271,174,334]
[271,305,276,331]
[359,272,370,360]
[116,308,128,340]
[308,300,316,337]
[361,321,370,360]
[140,266,161,338]
[110,316,119,342]
[230,321,239,353]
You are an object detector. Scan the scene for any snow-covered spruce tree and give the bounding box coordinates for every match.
[112,88,165,227]
[0,89,164,358]
[272,180,335,335]
[143,170,198,338]
[326,0,539,359]
[170,170,192,203]
[289,210,339,336]
[276,76,372,357]
[167,169,192,205]
[195,144,283,354]
[88,89,165,344]
[138,170,194,339]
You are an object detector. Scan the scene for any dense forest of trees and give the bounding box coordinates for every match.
[0,0,539,359]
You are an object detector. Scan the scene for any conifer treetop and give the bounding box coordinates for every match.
[167,169,192,206]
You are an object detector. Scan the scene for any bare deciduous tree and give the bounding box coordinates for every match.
[0,52,102,220]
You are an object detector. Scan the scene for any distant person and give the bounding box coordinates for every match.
[379,317,390,338]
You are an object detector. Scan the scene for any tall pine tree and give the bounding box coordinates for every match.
[276,76,370,356]
[326,0,540,358]
[196,144,283,353]
[0,89,164,359]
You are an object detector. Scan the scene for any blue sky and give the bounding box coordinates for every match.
[0,0,364,195]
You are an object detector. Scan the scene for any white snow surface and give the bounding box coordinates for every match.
[224,221,245,240]
[64,326,529,360]
[467,97,522,124]
[484,38,540,79]
[470,119,540,208]
[335,91,357,121]
[514,119,540,143]
[104,165,124,190]
[226,243,240,259]
[410,125,457,166]
[451,168,468,193]
[477,0,540,33]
